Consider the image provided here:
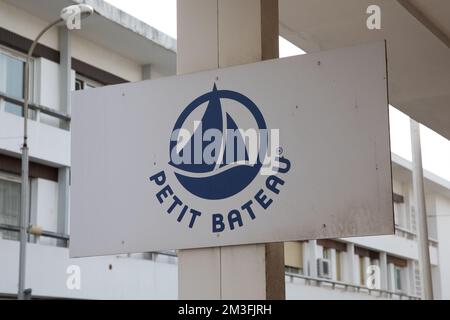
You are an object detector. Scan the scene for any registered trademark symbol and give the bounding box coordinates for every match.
[277,147,283,155]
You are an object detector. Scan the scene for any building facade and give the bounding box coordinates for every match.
[0,0,449,299]
[285,154,450,300]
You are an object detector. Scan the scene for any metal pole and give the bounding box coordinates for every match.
[410,119,433,300]
[18,18,62,300]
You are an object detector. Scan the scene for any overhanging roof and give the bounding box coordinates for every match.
[392,153,450,199]
[4,0,176,76]
[280,0,450,140]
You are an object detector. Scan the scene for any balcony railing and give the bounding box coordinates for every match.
[395,225,439,247]
[0,92,71,125]
[285,272,421,300]
[0,223,69,246]
[0,224,428,300]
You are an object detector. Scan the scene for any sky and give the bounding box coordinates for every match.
[105,0,450,182]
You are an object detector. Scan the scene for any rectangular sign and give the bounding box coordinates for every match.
[70,42,393,257]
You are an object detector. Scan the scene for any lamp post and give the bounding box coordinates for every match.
[18,4,93,300]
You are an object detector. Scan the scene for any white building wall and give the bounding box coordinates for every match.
[0,239,178,299]
[71,34,142,82]
[34,178,59,246]
[434,196,450,299]
[0,0,59,49]
[1,0,450,301]
[346,235,438,266]
[286,276,386,300]
[0,0,142,82]
[0,111,70,166]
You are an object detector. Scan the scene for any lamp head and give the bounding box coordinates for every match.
[60,4,94,23]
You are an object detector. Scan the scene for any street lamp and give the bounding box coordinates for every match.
[18,4,94,300]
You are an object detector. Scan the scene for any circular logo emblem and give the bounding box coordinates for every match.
[169,84,267,200]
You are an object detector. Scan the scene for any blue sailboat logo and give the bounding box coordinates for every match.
[169,84,268,200]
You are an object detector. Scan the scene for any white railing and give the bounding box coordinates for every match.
[395,225,439,247]
[0,92,70,126]
[285,272,421,300]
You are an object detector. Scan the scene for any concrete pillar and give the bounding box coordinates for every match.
[59,27,71,129]
[330,248,337,281]
[177,0,283,300]
[406,260,415,296]
[379,252,388,290]
[345,243,357,284]
[306,240,318,277]
[388,262,396,292]
[302,242,309,275]
[58,27,71,246]
[362,256,371,285]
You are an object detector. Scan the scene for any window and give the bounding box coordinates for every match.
[75,75,101,91]
[0,174,21,240]
[75,78,84,91]
[317,240,347,281]
[0,51,25,116]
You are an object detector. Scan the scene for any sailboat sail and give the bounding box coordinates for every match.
[220,113,249,168]
[172,84,250,173]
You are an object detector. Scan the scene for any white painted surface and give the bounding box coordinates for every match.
[0,0,143,82]
[434,196,450,299]
[0,0,59,49]
[71,42,392,257]
[279,0,450,141]
[35,58,61,128]
[0,111,70,166]
[346,235,438,266]
[0,239,177,299]
[71,34,143,82]
[35,178,59,246]
[285,276,385,300]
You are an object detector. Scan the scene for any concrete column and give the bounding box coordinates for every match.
[330,248,337,281]
[306,240,318,277]
[302,242,309,275]
[345,243,357,284]
[379,252,388,290]
[362,256,371,285]
[406,260,415,296]
[57,27,71,247]
[388,262,396,291]
[59,27,71,129]
[177,0,283,300]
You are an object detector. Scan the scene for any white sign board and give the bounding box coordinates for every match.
[70,42,393,257]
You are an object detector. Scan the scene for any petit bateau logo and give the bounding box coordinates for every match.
[149,84,291,233]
